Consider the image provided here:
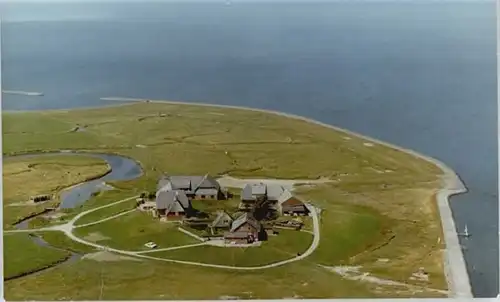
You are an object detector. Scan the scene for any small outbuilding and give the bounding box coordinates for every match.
[224,213,264,244]
[209,211,233,235]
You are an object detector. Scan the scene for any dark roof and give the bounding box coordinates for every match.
[282,204,308,212]
[195,174,220,190]
[211,211,233,228]
[240,183,284,201]
[241,184,255,201]
[281,196,304,207]
[230,212,260,232]
[157,175,171,192]
[158,174,220,193]
[170,176,198,190]
[156,189,190,211]
[267,185,284,201]
[251,183,267,195]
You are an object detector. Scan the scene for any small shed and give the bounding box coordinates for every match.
[224,213,264,243]
[210,211,233,229]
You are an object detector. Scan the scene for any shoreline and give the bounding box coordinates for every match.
[96,98,472,298]
[2,98,472,297]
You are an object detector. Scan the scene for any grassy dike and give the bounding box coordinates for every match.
[3,102,448,299]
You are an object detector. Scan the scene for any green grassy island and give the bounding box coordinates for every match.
[3,102,450,299]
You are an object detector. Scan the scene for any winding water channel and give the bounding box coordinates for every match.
[6,151,143,209]
[5,151,143,278]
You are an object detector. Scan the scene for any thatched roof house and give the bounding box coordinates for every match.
[277,190,308,215]
[155,189,192,217]
[224,212,263,244]
[231,213,262,234]
[241,183,267,201]
[158,174,225,200]
[241,183,285,203]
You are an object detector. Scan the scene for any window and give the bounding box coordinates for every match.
[201,195,205,199]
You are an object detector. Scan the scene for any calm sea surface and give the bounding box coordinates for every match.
[1,1,497,297]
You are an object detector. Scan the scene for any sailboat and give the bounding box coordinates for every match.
[459,224,471,238]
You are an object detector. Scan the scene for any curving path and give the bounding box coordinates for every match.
[98,98,473,297]
[4,196,139,234]
[3,182,448,295]
[4,196,321,270]
[135,242,208,254]
[74,209,136,229]
[67,203,320,270]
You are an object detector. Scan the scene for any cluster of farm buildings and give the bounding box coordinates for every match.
[137,174,310,244]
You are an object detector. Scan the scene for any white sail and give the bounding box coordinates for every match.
[458,224,471,237]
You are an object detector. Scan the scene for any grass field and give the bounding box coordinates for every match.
[3,233,71,280]
[2,155,110,229]
[3,259,377,300]
[37,231,97,254]
[73,197,138,226]
[3,155,110,202]
[2,102,446,298]
[190,197,241,216]
[295,182,447,290]
[3,255,445,300]
[152,229,313,266]
[73,211,199,251]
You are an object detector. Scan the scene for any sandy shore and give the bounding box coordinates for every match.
[99,97,472,298]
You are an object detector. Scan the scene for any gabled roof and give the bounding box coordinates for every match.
[277,189,294,205]
[278,190,306,209]
[156,189,191,212]
[175,190,191,208]
[157,175,172,192]
[241,183,267,200]
[241,184,255,201]
[241,183,285,201]
[230,212,260,233]
[267,185,285,201]
[169,176,196,190]
[211,211,233,228]
[158,174,220,193]
[251,183,267,195]
[194,174,220,190]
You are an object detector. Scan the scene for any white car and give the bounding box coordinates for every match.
[144,242,157,249]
